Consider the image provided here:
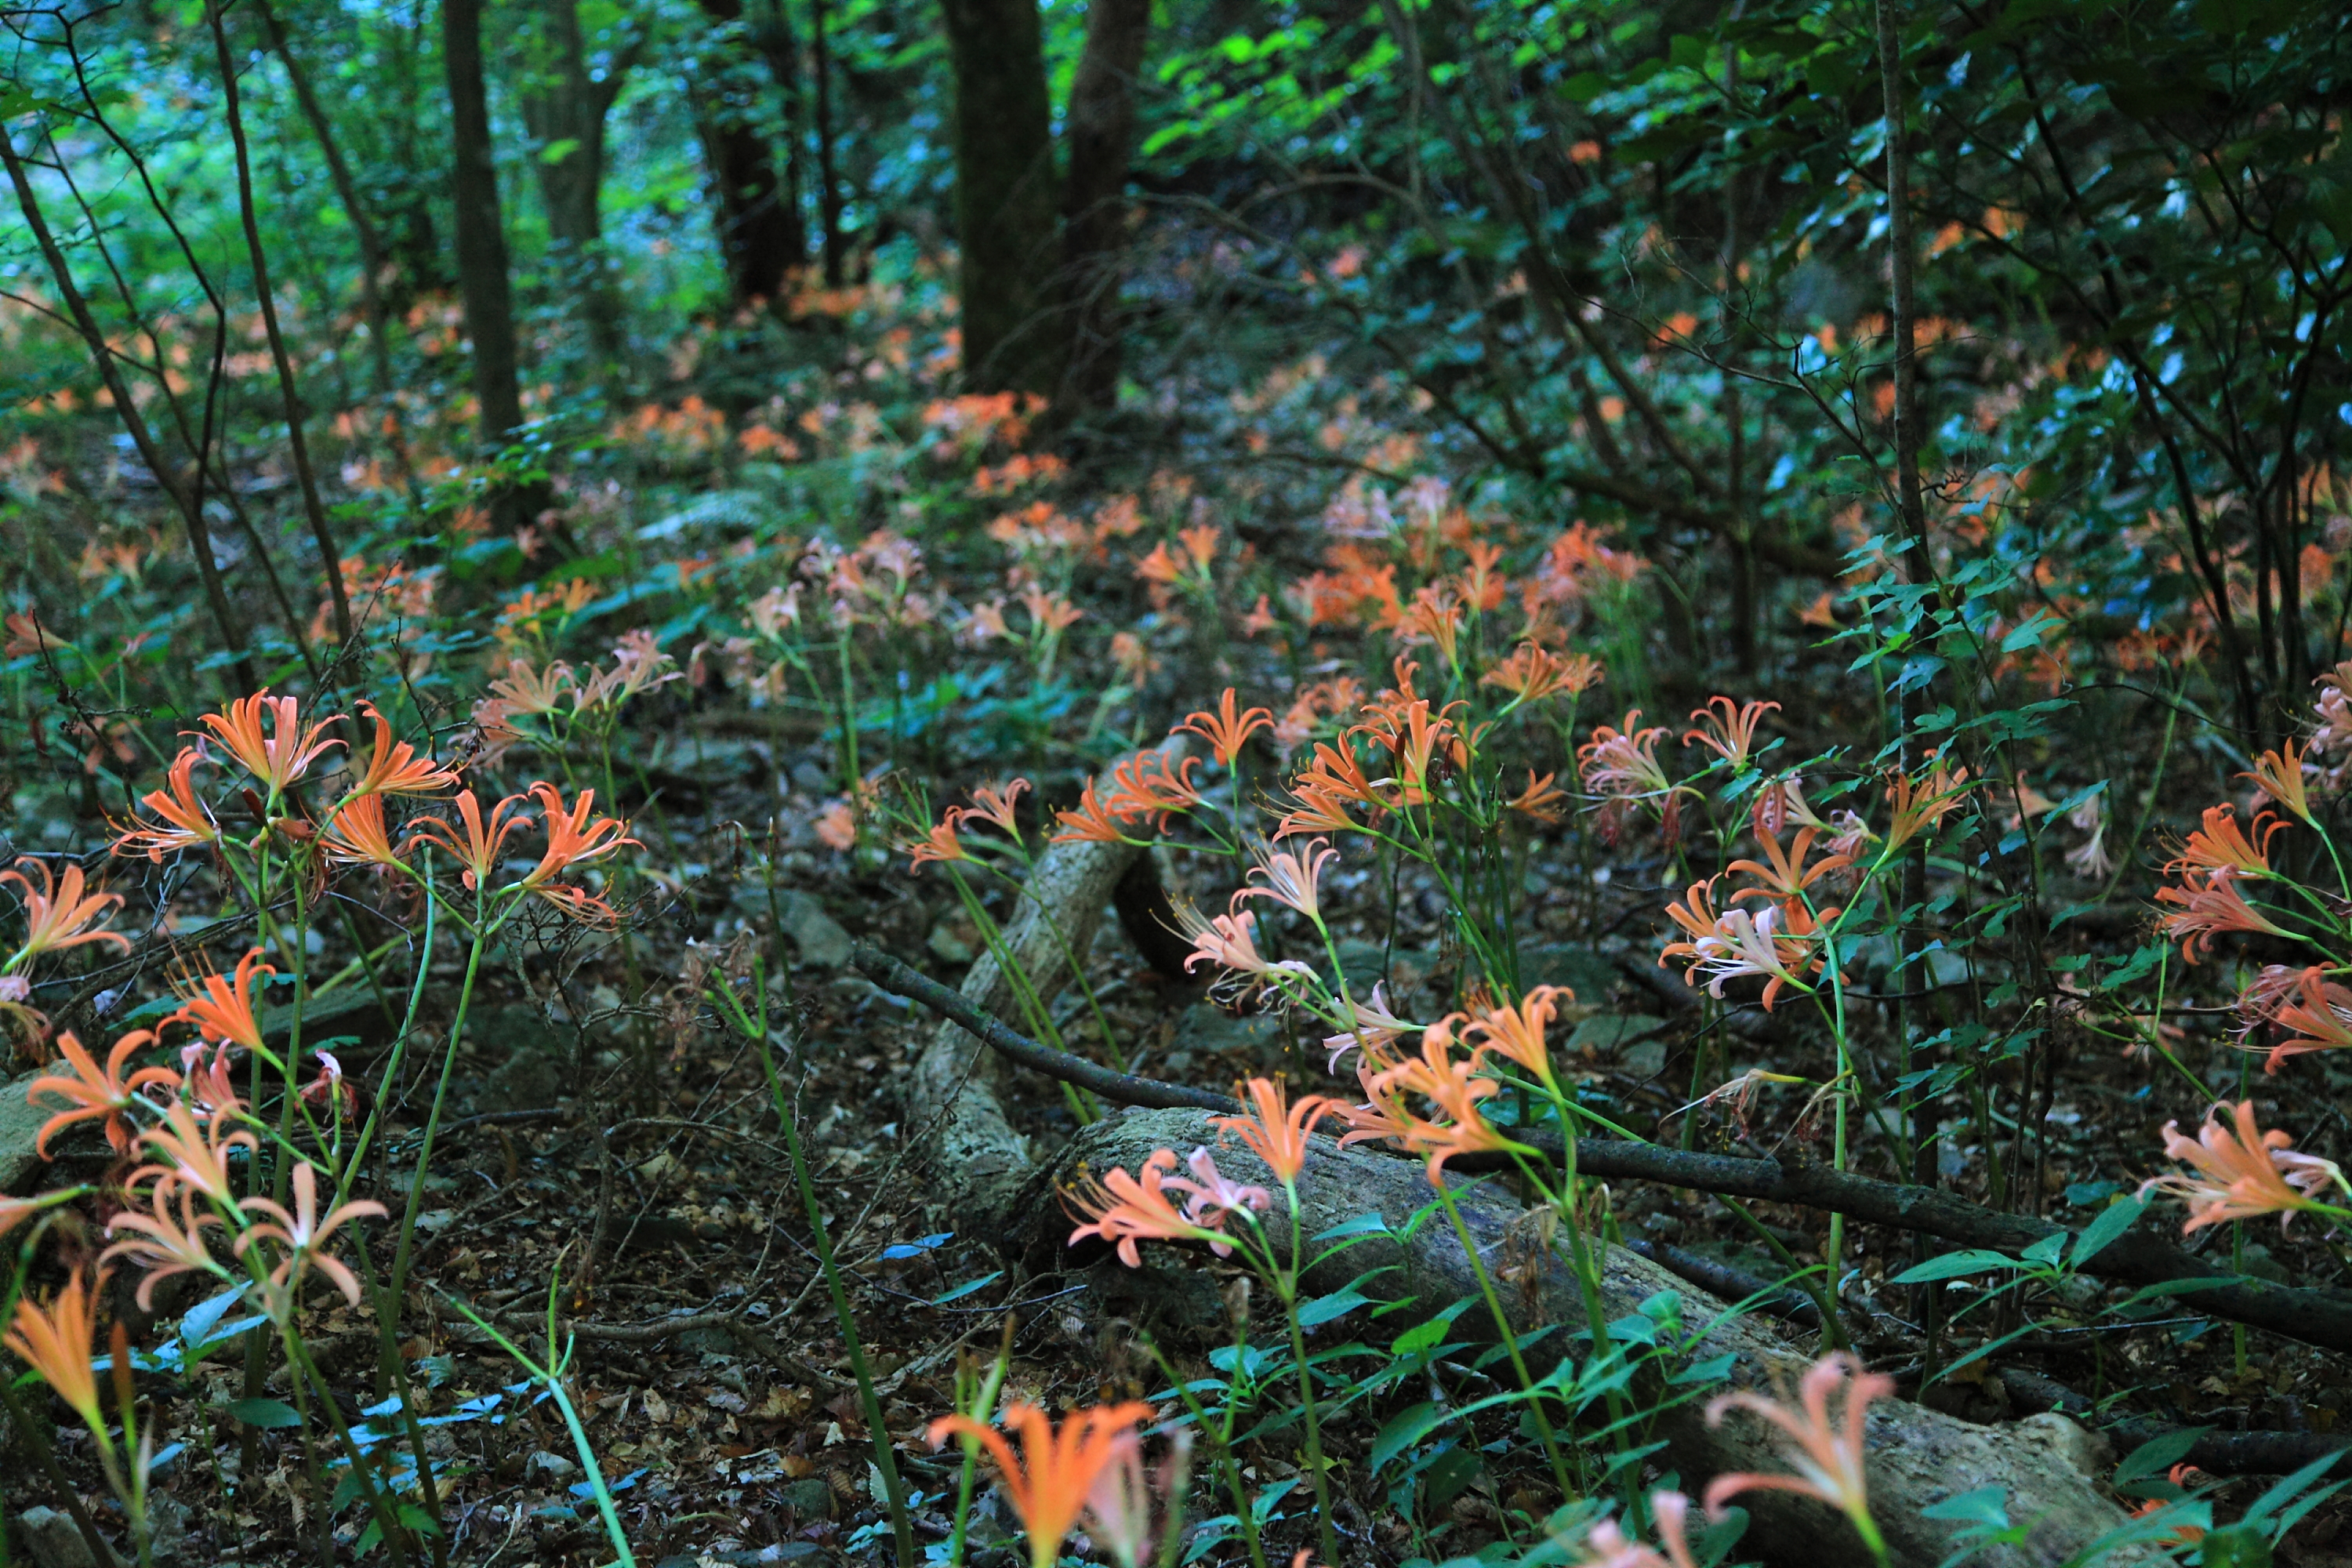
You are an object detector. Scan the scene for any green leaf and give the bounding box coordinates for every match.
[1370,1401,1445,1472]
[931,1270,1001,1306]
[2114,1428,2206,1487]
[1890,1249,2026,1283]
[1923,1485,2011,1527]
[2195,1525,2274,1567]
[2071,1192,2150,1269]
[229,1397,304,1430]
[2001,611,2064,651]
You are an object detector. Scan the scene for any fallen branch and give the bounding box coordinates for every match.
[860,948,2352,1354]
[1998,1367,2352,1478]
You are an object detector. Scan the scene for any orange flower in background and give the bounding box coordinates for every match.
[412,789,534,891]
[344,699,462,797]
[2244,739,2315,821]
[1213,1077,1334,1185]
[1683,696,1780,769]
[1019,586,1084,634]
[1483,644,1600,705]
[1,857,129,960]
[111,750,220,861]
[1177,524,1219,570]
[2138,1100,2343,1232]
[171,949,276,1055]
[1573,1490,1701,1568]
[27,1029,176,1156]
[4,1269,107,1429]
[1134,541,1183,586]
[926,1402,1153,1568]
[1174,689,1274,767]
[197,691,343,793]
[2165,804,2284,879]
[1703,1352,1893,1549]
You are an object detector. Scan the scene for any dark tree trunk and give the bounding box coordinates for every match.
[1058,0,1149,414]
[692,0,805,305]
[939,0,1063,394]
[520,0,630,370]
[810,0,845,287]
[445,0,540,527]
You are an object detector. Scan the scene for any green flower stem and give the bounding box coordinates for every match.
[1432,1180,1575,1498]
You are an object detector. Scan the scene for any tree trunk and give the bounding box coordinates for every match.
[445,0,539,528]
[520,0,629,370]
[810,0,845,287]
[938,0,1063,394]
[692,0,805,305]
[1058,0,1149,415]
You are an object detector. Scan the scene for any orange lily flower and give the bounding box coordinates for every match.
[1,857,129,960]
[102,1179,228,1308]
[1050,781,1129,844]
[131,1098,258,1205]
[1178,903,1316,983]
[2155,873,2292,962]
[1099,750,1203,822]
[1174,688,1274,768]
[1177,523,1219,569]
[4,1268,107,1429]
[953,779,1030,840]
[171,949,275,1054]
[1576,1490,1701,1568]
[319,792,414,873]
[1578,712,1676,799]
[1375,1030,1516,1181]
[516,783,637,917]
[27,1029,176,1156]
[1661,880,1818,1011]
[1291,739,1384,808]
[1065,1149,1226,1265]
[926,1403,1154,1568]
[2260,969,2352,1071]
[905,818,969,867]
[1465,985,1569,1087]
[1508,769,1570,825]
[1275,785,1360,840]
[1703,1352,1893,1552]
[1213,1076,1334,1185]
[2165,804,2285,879]
[197,691,343,793]
[1482,644,1600,705]
[1240,837,1338,922]
[412,789,534,891]
[345,699,462,797]
[1727,827,1853,905]
[1683,696,1780,768]
[111,750,220,861]
[236,1161,389,1309]
[2137,1101,2344,1232]
[2243,739,2314,821]
[1882,757,1969,852]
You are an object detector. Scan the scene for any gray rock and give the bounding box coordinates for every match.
[476,1005,566,1112]
[1567,1013,1668,1058]
[1517,943,1618,1001]
[779,891,853,969]
[524,1449,579,1485]
[11,1506,114,1568]
[1170,1007,1287,1062]
[777,1476,833,1519]
[2,1068,51,1189]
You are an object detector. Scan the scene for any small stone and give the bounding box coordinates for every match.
[778,1476,833,1519]
[779,891,853,968]
[926,919,977,965]
[524,1449,579,1485]
[11,1507,113,1568]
